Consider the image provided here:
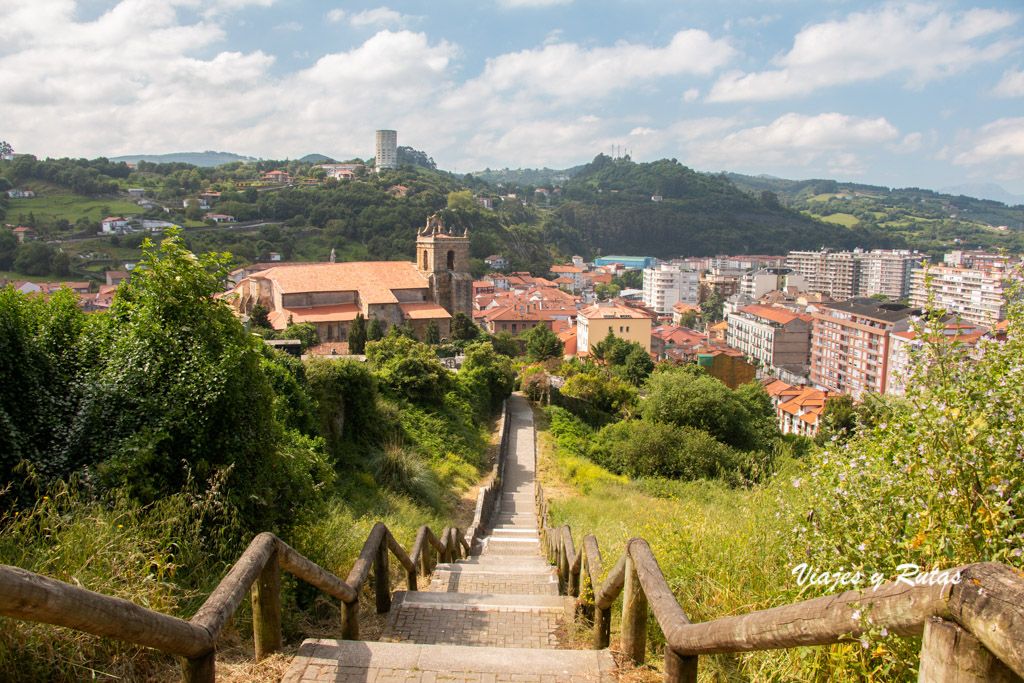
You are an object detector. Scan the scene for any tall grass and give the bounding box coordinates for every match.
[536,405,894,681]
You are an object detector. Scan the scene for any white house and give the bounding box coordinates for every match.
[101,216,130,234]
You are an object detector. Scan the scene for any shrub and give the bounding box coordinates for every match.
[373,441,441,508]
[591,419,743,481]
[641,369,769,451]
[366,334,451,404]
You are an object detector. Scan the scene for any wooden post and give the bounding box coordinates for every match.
[664,646,697,683]
[180,652,215,683]
[250,549,282,660]
[594,605,611,649]
[406,564,418,592]
[919,617,1020,683]
[374,537,391,614]
[341,599,359,640]
[558,541,568,594]
[419,542,431,577]
[568,560,579,598]
[622,554,648,664]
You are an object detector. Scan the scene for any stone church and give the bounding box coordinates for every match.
[231,214,473,343]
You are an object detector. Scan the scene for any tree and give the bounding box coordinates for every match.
[183,198,203,221]
[447,190,476,213]
[642,369,769,452]
[279,322,320,351]
[525,324,562,361]
[425,319,441,345]
[349,313,367,354]
[249,303,272,329]
[65,230,314,529]
[622,345,654,385]
[365,334,451,404]
[0,229,16,270]
[367,317,385,341]
[451,312,479,341]
[0,140,13,159]
[49,250,71,276]
[700,290,725,323]
[594,283,621,301]
[677,309,699,329]
[13,241,54,276]
[490,332,520,358]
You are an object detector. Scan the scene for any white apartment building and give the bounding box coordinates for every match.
[642,264,699,315]
[375,129,398,171]
[786,250,860,299]
[740,267,806,299]
[858,250,921,300]
[909,265,1009,326]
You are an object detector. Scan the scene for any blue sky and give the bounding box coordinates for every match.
[2,1,1023,195]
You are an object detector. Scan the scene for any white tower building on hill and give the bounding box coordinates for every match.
[375,129,398,171]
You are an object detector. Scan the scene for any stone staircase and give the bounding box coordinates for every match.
[283,396,616,683]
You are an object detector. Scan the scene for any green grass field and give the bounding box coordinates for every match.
[819,212,860,227]
[6,183,141,225]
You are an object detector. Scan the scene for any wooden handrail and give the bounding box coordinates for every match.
[536,481,1024,682]
[0,521,467,682]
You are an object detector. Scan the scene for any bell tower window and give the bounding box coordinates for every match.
[422,249,429,270]
[447,250,455,270]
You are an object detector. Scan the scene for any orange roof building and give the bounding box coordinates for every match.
[726,304,812,377]
[230,215,472,344]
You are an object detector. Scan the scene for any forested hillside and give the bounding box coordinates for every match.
[728,172,1024,254]
[4,151,1022,285]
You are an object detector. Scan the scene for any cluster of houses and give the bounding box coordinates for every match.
[2,269,128,313]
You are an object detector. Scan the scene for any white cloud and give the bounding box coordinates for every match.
[893,132,923,153]
[953,118,1024,166]
[446,30,734,107]
[274,20,301,32]
[349,7,407,28]
[994,68,1024,97]
[325,8,346,24]
[682,88,700,103]
[498,0,572,7]
[686,112,899,173]
[708,4,1020,102]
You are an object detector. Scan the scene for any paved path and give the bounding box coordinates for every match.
[283,395,614,682]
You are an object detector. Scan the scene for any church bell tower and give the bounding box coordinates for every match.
[416,213,472,319]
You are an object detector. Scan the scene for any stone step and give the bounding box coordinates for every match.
[429,569,559,595]
[394,591,571,612]
[488,527,538,535]
[433,562,554,575]
[442,556,553,571]
[283,639,617,682]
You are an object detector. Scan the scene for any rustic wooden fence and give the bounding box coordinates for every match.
[0,399,516,681]
[0,523,468,682]
[536,482,1024,683]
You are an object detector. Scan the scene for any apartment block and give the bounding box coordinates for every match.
[810,298,915,399]
[785,250,860,299]
[726,305,811,376]
[739,267,806,299]
[857,250,921,299]
[642,264,700,314]
[909,265,1009,326]
[577,302,653,355]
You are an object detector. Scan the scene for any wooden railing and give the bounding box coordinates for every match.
[0,522,468,682]
[465,401,512,548]
[537,483,1024,683]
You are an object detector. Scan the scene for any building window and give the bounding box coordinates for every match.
[422,250,429,270]
[447,250,455,270]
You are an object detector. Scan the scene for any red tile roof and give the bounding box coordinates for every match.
[739,304,802,325]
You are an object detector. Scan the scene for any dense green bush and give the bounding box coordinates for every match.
[366,333,451,404]
[591,420,742,481]
[458,340,515,418]
[642,370,777,451]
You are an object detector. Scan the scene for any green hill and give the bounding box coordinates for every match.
[110,151,257,167]
[727,172,1024,254]
[543,156,891,257]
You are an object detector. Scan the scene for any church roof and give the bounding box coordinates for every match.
[252,261,429,304]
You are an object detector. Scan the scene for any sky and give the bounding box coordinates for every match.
[2,0,1024,196]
